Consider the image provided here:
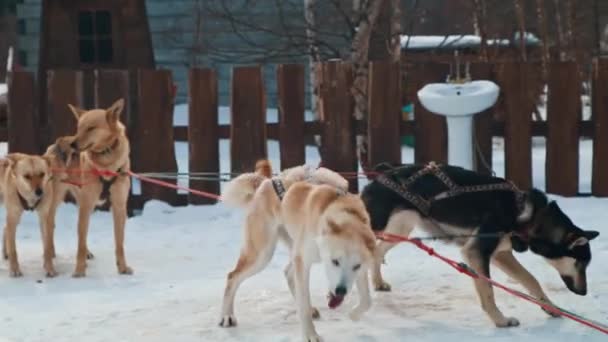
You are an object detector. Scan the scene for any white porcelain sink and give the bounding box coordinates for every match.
[417,80,499,116]
[416,80,500,170]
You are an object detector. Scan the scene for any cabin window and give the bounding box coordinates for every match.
[77,10,113,64]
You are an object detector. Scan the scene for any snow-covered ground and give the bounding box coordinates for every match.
[0,106,606,342]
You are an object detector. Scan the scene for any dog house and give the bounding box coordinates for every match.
[38,0,155,122]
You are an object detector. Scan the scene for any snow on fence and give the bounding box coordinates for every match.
[1,59,608,211]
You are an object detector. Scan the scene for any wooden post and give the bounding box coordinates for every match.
[188,68,220,205]
[95,69,130,126]
[410,63,449,164]
[546,62,579,196]
[230,66,267,174]
[471,63,494,175]
[501,62,532,189]
[368,60,402,168]
[277,64,306,169]
[47,70,83,143]
[592,58,608,196]
[7,72,39,154]
[319,61,358,192]
[135,69,178,205]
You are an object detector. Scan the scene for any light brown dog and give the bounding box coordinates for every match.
[220,160,376,342]
[61,98,132,277]
[0,153,55,277]
[43,135,95,272]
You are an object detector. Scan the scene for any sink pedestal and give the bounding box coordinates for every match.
[445,115,474,170]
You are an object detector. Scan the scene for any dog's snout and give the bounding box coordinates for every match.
[335,286,347,296]
[35,188,43,197]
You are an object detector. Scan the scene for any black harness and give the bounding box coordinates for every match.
[98,167,124,203]
[17,192,41,211]
[271,178,287,200]
[376,162,526,216]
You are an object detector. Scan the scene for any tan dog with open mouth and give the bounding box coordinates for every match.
[220,160,376,342]
[60,98,133,277]
[0,153,54,277]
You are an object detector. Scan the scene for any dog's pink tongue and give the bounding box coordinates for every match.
[328,293,345,309]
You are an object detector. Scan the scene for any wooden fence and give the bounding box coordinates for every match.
[2,58,608,211]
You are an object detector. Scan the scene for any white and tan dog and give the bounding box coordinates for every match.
[220,161,376,342]
[0,153,54,277]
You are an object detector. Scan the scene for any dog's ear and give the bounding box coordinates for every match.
[584,230,600,241]
[106,98,125,127]
[5,153,22,167]
[68,104,86,120]
[42,155,53,168]
[569,236,590,249]
[325,220,343,235]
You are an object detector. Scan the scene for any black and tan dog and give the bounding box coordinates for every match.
[0,153,55,277]
[361,162,599,328]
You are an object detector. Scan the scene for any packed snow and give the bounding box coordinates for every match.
[0,105,606,342]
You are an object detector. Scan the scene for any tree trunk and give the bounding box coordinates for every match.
[304,0,321,119]
[553,0,567,61]
[350,0,386,171]
[389,0,402,63]
[513,0,527,62]
[536,0,550,78]
[472,0,488,61]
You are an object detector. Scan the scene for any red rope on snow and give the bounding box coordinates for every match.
[47,166,608,335]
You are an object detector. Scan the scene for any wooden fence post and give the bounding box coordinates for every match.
[471,63,494,175]
[277,64,306,169]
[410,63,449,164]
[7,71,39,154]
[319,61,358,192]
[230,66,267,174]
[500,62,532,189]
[188,68,220,205]
[592,58,608,196]
[134,69,178,205]
[368,60,401,168]
[546,62,579,196]
[47,70,83,143]
[95,69,130,126]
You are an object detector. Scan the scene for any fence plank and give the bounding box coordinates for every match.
[135,69,178,204]
[188,68,220,205]
[47,70,83,143]
[592,58,608,196]
[319,61,358,192]
[410,63,449,164]
[546,62,579,196]
[500,62,532,189]
[471,63,494,175]
[230,66,267,174]
[95,69,130,126]
[7,72,39,154]
[277,64,306,169]
[368,60,402,168]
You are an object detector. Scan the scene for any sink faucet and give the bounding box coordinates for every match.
[447,50,471,84]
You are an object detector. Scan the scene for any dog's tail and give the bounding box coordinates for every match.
[221,159,273,207]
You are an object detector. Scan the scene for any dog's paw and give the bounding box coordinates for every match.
[374,281,392,292]
[86,250,95,260]
[118,265,133,275]
[9,268,23,277]
[72,268,86,278]
[311,307,321,320]
[303,333,323,342]
[219,315,237,327]
[495,317,520,328]
[44,265,57,278]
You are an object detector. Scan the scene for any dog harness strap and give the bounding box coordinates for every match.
[376,174,430,215]
[17,192,40,211]
[271,178,286,200]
